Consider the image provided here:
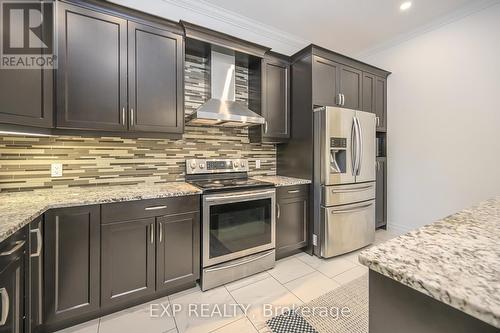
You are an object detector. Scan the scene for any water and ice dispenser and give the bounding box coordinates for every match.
[329,137,347,173]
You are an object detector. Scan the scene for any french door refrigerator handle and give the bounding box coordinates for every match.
[356,116,363,176]
[351,117,357,176]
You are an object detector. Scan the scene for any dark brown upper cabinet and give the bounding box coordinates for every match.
[312,55,363,110]
[312,55,340,107]
[262,57,290,141]
[56,2,127,131]
[250,54,290,143]
[56,2,184,135]
[0,67,53,128]
[44,205,100,326]
[156,212,200,292]
[339,65,362,110]
[128,22,184,134]
[101,217,156,307]
[374,76,387,131]
[362,73,387,131]
[362,72,375,113]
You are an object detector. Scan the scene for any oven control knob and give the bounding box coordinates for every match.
[190,161,196,169]
[199,163,205,169]
[233,161,239,168]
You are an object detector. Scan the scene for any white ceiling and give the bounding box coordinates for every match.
[198,0,489,56]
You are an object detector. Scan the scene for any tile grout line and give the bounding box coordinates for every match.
[222,285,260,333]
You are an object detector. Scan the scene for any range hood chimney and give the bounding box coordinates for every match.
[186,48,265,127]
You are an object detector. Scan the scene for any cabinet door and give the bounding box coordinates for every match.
[156,212,199,292]
[312,55,340,107]
[339,65,362,110]
[262,58,290,140]
[374,76,387,131]
[57,2,127,131]
[128,22,184,133]
[362,73,375,113]
[28,217,44,331]
[44,206,100,324]
[101,218,155,307]
[0,232,26,333]
[276,195,308,259]
[0,68,53,128]
[375,158,387,228]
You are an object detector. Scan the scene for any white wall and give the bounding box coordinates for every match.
[362,4,500,233]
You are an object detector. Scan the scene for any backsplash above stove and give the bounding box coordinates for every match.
[0,54,276,193]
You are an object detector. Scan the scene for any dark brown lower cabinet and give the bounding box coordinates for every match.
[101,218,156,307]
[0,227,27,333]
[44,206,100,326]
[276,185,309,259]
[156,212,200,292]
[376,158,387,228]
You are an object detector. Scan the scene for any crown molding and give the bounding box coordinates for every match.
[108,0,309,55]
[356,0,500,59]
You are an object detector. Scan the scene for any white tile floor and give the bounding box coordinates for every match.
[56,230,398,333]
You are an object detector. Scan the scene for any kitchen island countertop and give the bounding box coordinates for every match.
[359,197,500,328]
[0,182,201,243]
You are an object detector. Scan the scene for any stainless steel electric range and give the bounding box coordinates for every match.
[186,158,276,291]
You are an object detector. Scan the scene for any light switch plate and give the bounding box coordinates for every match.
[255,160,261,169]
[51,163,63,177]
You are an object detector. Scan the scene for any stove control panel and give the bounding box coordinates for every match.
[186,159,249,174]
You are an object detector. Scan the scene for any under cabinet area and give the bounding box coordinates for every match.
[275,185,309,259]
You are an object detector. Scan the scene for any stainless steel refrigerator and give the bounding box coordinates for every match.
[313,106,376,258]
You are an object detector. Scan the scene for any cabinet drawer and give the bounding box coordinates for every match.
[277,184,309,199]
[101,195,200,224]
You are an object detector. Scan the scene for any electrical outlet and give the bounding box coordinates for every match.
[51,163,63,177]
[312,234,318,246]
[255,160,261,169]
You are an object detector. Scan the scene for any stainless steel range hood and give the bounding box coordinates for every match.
[187,49,265,127]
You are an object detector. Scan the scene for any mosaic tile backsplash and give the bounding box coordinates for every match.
[0,54,276,192]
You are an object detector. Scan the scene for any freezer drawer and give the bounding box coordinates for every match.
[322,182,375,206]
[321,200,375,258]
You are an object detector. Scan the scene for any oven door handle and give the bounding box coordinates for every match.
[204,189,275,202]
[204,251,275,272]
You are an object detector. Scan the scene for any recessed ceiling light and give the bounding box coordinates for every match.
[400,1,412,11]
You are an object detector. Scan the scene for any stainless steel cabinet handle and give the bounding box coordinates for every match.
[130,108,134,125]
[287,189,300,194]
[159,223,163,243]
[150,224,154,244]
[144,205,167,211]
[30,228,42,258]
[376,116,380,127]
[264,121,268,134]
[0,288,9,326]
[122,107,126,125]
[337,93,342,106]
[277,203,280,219]
[341,94,345,106]
[0,240,25,256]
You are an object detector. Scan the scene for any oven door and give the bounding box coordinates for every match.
[203,189,276,267]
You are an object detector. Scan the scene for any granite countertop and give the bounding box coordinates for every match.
[0,182,201,243]
[252,175,311,187]
[359,197,500,328]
